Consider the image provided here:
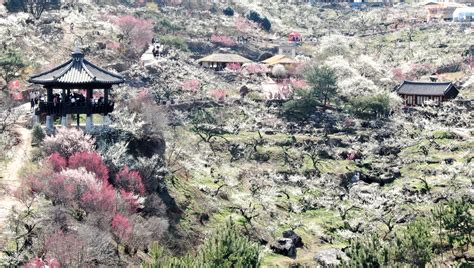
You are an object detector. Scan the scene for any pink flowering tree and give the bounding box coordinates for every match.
[120,189,143,213]
[106,41,121,51]
[245,63,269,75]
[23,257,60,268]
[47,153,68,172]
[226,62,242,72]
[210,34,236,47]
[391,67,405,81]
[115,15,154,54]
[80,182,117,215]
[42,230,84,267]
[290,78,308,90]
[7,80,20,90]
[287,62,307,78]
[234,17,257,34]
[208,89,227,102]
[68,151,109,183]
[114,166,145,195]
[181,79,201,93]
[111,213,133,241]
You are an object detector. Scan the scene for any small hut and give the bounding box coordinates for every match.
[396,81,459,106]
[197,53,253,71]
[29,48,124,131]
[261,55,297,67]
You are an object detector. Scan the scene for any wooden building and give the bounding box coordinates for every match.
[397,81,459,106]
[261,55,297,67]
[29,49,124,131]
[197,53,253,71]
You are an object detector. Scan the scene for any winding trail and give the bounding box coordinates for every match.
[0,105,32,252]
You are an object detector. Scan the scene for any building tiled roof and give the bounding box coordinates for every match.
[197,53,253,64]
[29,49,124,88]
[397,81,456,96]
[261,55,296,66]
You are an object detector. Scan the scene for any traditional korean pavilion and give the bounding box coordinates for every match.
[29,49,124,131]
[397,81,459,106]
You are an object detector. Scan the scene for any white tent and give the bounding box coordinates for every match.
[453,7,474,21]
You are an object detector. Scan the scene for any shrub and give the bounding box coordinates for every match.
[4,0,23,12]
[4,0,59,18]
[272,64,287,78]
[393,219,433,266]
[159,35,188,51]
[42,127,95,158]
[0,48,26,89]
[433,197,473,252]
[349,93,392,119]
[154,18,183,34]
[223,6,234,16]
[282,89,318,121]
[114,166,145,195]
[69,151,109,183]
[145,221,261,267]
[245,10,270,32]
[261,17,271,32]
[246,10,262,24]
[344,218,434,267]
[342,234,391,267]
[142,193,167,217]
[31,124,45,146]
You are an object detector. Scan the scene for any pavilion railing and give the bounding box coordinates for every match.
[35,101,114,116]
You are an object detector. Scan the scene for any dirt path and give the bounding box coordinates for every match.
[0,106,32,250]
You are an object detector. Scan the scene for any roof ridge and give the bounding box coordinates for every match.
[403,80,452,85]
[83,59,124,80]
[53,60,76,81]
[28,59,72,81]
[80,60,96,81]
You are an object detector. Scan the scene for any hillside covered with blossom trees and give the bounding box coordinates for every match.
[0,0,472,267]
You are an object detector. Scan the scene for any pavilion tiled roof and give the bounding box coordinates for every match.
[29,49,124,88]
[397,81,456,96]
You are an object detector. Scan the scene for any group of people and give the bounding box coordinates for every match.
[29,91,42,109]
[151,37,165,58]
[30,90,108,113]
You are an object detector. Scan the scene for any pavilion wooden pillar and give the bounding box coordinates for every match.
[103,87,110,126]
[45,87,54,130]
[60,88,67,127]
[85,88,93,132]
